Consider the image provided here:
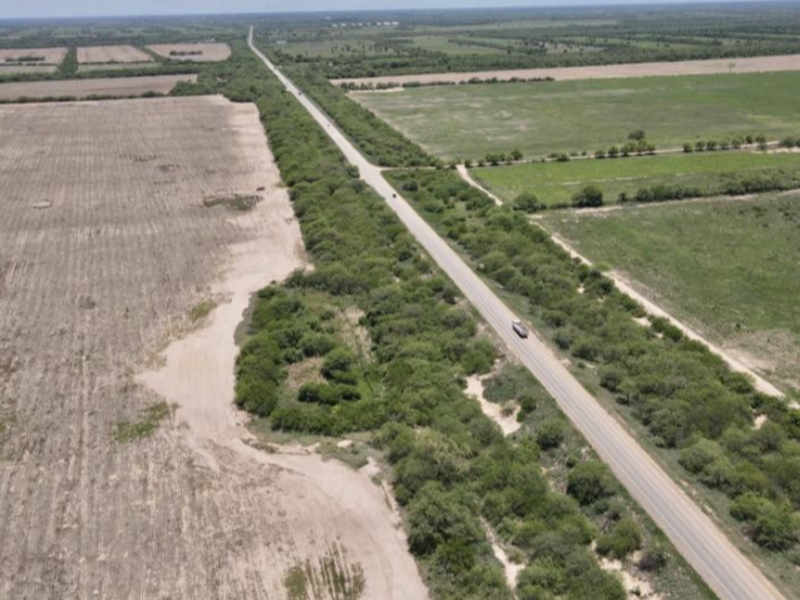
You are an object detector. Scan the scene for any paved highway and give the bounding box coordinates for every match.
[249,28,786,600]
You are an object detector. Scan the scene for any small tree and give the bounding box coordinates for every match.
[510,149,523,161]
[608,145,620,158]
[595,148,607,159]
[695,140,706,152]
[513,192,543,214]
[683,142,694,153]
[572,185,604,208]
[628,129,646,141]
[706,140,718,151]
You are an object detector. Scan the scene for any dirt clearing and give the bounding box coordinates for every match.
[0,74,196,100]
[0,95,425,599]
[148,43,232,62]
[77,45,154,64]
[332,53,800,86]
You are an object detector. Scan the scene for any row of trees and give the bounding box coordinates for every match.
[390,167,800,555]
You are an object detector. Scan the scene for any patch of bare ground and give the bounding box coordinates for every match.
[334,54,800,87]
[465,372,521,436]
[148,43,232,62]
[77,45,154,64]
[0,74,197,101]
[0,96,426,600]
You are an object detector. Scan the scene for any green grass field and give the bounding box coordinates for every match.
[352,71,800,160]
[541,193,800,391]
[471,150,800,206]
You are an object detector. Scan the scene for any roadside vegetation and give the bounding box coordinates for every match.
[169,41,721,600]
[386,168,800,591]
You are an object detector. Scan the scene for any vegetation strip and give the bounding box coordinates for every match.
[386,167,800,595]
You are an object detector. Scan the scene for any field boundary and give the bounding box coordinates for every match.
[332,54,800,87]
[455,165,786,398]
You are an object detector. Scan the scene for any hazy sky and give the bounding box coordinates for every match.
[0,0,766,20]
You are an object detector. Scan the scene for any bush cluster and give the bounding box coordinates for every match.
[390,168,800,554]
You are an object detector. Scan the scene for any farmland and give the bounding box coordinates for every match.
[350,70,800,160]
[541,193,800,392]
[0,74,197,100]
[471,151,800,207]
[333,53,800,86]
[76,44,154,64]
[0,94,427,599]
[148,42,232,61]
[0,47,66,64]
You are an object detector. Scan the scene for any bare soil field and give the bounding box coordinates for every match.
[0,74,197,100]
[77,45,154,64]
[148,43,232,62]
[0,96,426,600]
[332,53,800,86]
[0,47,67,65]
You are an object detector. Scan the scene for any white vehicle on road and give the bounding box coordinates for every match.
[512,320,529,338]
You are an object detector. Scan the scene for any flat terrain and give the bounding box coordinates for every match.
[148,43,232,62]
[332,53,800,86]
[77,45,154,64]
[0,47,67,65]
[472,150,800,206]
[0,65,57,75]
[0,95,426,599]
[352,71,800,159]
[541,193,800,391]
[0,74,197,100]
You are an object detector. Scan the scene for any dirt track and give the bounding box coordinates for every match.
[0,96,426,600]
[332,53,800,86]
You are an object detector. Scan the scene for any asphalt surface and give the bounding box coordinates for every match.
[249,29,787,600]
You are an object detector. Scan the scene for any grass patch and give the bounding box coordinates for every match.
[188,298,216,323]
[283,545,365,600]
[202,194,261,211]
[472,151,800,207]
[354,71,800,160]
[114,401,171,443]
[542,193,800,390]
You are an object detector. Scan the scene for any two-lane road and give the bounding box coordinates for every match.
[249,29,787,600]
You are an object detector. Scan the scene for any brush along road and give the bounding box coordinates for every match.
[249,27,787,600]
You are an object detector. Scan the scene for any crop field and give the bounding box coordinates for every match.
[0,95,424,599]
[333,54,800,86]
[351,70,800,160]
[148,42,232,61]
[472,151,800,206]
[0,74,197,100]
[541,193,800,391]
[0,47,67,64]
[77,44,154,63]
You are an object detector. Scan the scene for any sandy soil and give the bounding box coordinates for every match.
[0,74,197,100]
[148,43,232,62]
[332,54,800,87]
[77,45,154,64]
[465,374,521,436]
[0,96,427,600]
[0,47,67,65]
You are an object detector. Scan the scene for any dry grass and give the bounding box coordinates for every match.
[333,53,800,86]
[0,74,197,100]
[148,43,232,62]
[77,45,154,64]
